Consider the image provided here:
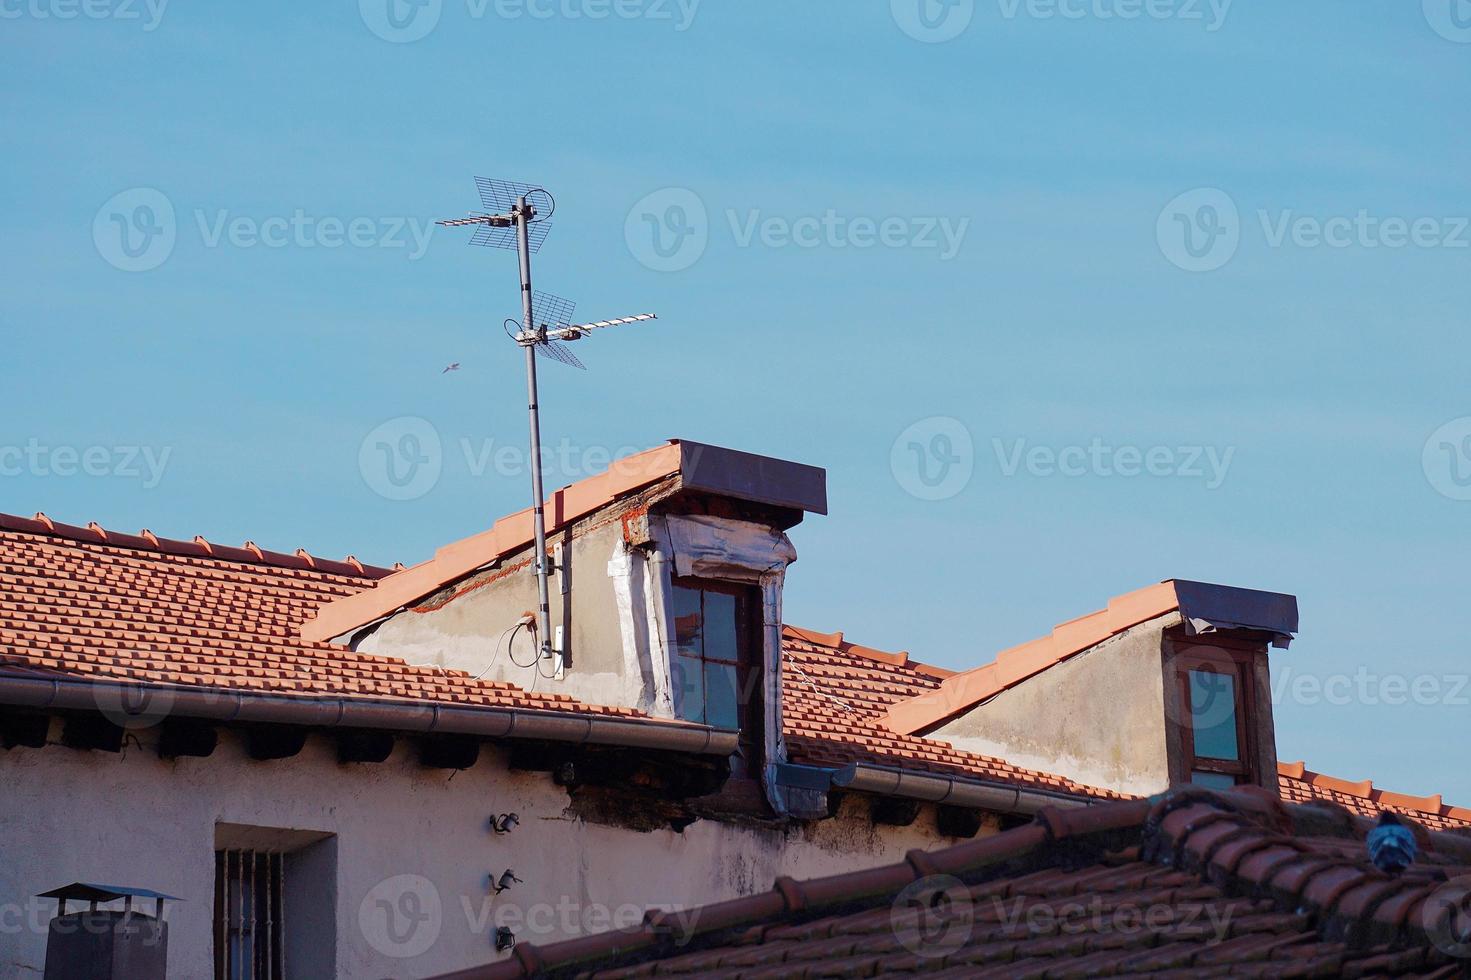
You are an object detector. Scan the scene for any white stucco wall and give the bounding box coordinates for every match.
[0,727,952,979]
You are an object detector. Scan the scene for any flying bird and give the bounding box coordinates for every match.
[1366,812,1416,873]
[442,363,461,374]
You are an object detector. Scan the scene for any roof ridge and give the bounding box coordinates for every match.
[1280,760,1470,823]
[298,442,687,643]
[882,581,1182,735]
[0,511,395,581]
[781,623,955,678]
[883,579,1300,737]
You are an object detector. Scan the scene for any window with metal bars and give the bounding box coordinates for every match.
[214,849,284,980]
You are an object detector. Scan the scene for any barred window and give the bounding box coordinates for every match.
[214,849,284,980]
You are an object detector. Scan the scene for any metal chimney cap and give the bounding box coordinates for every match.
[36,883,182,904]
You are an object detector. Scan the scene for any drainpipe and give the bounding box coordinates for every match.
[641,515,678,718]
[760,568,798,817]
[0,673,739,756]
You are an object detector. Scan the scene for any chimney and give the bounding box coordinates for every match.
[37,883,178,980]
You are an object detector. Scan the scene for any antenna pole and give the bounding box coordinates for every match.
[516,195,554,660]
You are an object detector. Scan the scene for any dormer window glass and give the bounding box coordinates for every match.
[1178,651,1255,787]
[671,578,762,777]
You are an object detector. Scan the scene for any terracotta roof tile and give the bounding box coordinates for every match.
[7,507,1466,840]
[1279,762,1471,833]
[778,627,1123,801]
[298,442,690,643]
[0,518,651,720]
[882,580,1299,736]
[437,788,1471,980]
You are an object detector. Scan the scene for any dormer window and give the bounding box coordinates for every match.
[671,578,763,778]
[1177,648,1257,789]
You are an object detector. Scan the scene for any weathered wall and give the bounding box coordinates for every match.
[0,726,956,979]
[356,519,640,713]
[928,616,1177,797]
[356,511,800,732]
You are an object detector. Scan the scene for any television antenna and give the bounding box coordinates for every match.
[437,178,659,663]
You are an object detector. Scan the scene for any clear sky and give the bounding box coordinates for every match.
[3,1,1468,802]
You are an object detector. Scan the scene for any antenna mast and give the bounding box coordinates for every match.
[438,179,658,665]
[514,195,554,665]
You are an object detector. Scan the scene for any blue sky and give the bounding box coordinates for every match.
[3,1,1468,802]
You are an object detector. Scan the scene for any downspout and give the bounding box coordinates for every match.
[760,567,792,816]
[642,515,678,717]
[0,673,739,756]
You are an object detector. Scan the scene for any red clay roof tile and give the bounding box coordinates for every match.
[298,442,688,643]
[0,517,662,722]
[435,788,1471,979]
[5,499,1466,840]
[779,627,1121,801]
[1279,761,1471,833]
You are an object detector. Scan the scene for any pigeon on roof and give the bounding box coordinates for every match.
[1367,811,1417,873]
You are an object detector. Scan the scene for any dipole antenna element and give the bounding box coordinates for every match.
[437,179,659,664]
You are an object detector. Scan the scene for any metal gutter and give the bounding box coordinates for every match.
[0,673,739,757]
[826,762,1096,815]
